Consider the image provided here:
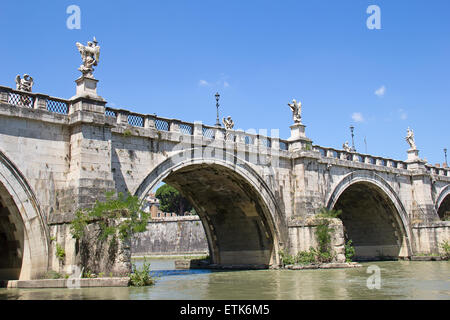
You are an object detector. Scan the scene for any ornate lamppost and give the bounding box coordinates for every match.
[350,125,356,152]
[445,148,448,166]
[215,92,221,127]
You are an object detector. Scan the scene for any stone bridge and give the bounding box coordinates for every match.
[0,79,448,280]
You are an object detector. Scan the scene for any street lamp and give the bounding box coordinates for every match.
[350,125,355,152]
[445,148,448,166]
[215,92,221,127]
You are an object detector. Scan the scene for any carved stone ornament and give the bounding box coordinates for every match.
[15,74,33,92]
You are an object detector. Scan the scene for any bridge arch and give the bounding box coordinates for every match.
[436,185,450,220]
[135,148,285,267]
[0,150,49,280]
[326,170,412,260]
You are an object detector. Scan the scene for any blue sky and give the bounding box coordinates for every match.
[1,0,449,165]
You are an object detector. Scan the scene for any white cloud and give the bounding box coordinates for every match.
[375,85,386,97]
[198,80,210,87]
[352,112,365,123]
[223,81,230,88]
[398,108,408,120]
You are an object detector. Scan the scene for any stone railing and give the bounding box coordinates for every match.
[313,145,410,169]
[105,106,290,152]
[425,164,450,177]
[313,145,450,177]
[0,86,70,114]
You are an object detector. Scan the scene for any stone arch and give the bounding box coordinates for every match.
[436,185,450,220]
[326,170,412,260]
[0,150,49,280]
[134,148,286,268]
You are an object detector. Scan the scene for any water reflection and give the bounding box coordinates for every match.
[0,260,448,300]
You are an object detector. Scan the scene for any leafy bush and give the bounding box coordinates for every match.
[55,243,66,262]
[280,249,296,265]
[440,240,450,260]
[345,240,356,262]
[129,259,154,287]
[316,208,342,219]
[296,248,317,264]
[70,191,150,242]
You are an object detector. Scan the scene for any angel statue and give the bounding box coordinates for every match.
[76,37,100,78]
[343,141,352,152]
[288,99,302,124]
[405,127,417,150]
[15,74,33,92]
[222,116,235,130]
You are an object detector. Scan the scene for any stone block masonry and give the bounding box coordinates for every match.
[131,216,209,256]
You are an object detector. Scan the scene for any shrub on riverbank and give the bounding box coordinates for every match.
[440,240,450,260]
[129,259,154,287]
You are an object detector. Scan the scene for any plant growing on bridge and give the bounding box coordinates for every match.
[313,208,342,263]
[440,240,450,260]
[55,243,66,262]
[70,191,151,242]
[345,240,356,262]
[316,208,342,219]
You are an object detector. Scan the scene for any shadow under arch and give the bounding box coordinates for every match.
[134,148,286,268]
[326,170,412,260]
[0,150,49,280]
[436,185,450,220]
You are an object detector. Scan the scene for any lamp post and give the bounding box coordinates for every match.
[445,148,448,166]
[350,125,355,152]
[215,92,221,127]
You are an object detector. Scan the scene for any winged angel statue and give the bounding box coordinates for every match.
[288,99,302,124]
[15,74,33,92]
[76,37,100,78]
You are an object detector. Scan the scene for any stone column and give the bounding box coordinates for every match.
[0,86,9,103]
[116,110,130,126]
[144,115,156,129]
[34,93,49,110]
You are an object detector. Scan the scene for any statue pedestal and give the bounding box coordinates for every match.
[288,123,312,151]
[406,149,426,170]
[71,76,105,101]
[288,123,307,141]
[69,76,106,115]
[406,149,420,162]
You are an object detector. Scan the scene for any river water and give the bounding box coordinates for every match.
[0,259,448,300]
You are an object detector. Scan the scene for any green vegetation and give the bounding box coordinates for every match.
[155,184,192,215]
[316,208,342,219]
[55,243,66,262]
[70,191,151,242]
[440,240,450,260]
[129,259,154,287]
[345,240,356,262]
[295,249,317,264]
[82,269,97,278]
[280,209,345,266]
[123,129,132,137]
